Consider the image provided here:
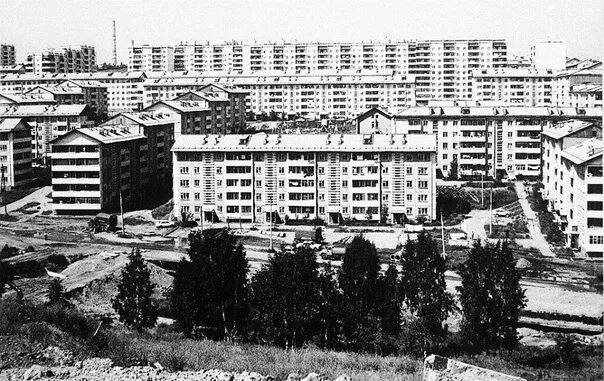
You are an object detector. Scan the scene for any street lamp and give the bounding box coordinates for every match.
[0,164,7,216]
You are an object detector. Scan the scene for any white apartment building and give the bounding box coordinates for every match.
[144,71,416,119]
[172,133,437,225]
[530,40,567,70]
[472,69,555,106]
[552,68,602,108]
[542,120,603,258]
[393,106,602,179]
[0,104,93,161]
[1,44,16,67]
[128,46,175,72]
[568,84,602,108]
[0,118,33,189]
[26,46,97,74]
[0,72,147,114]
[130,39,507,102]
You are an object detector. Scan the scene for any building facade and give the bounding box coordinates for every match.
[172,133,437,225]
[472,69,555,106]
[0,118,33,189]
[552,68,602,108]
[393,106,602,179]
[24,80,108,118]
[128,45,175,72]
[0,104,93,161]
[1,44,16,67]
[542,121,603,258]
[26,46,96,74]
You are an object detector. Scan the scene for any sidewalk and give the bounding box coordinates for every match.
[515,182,555,257]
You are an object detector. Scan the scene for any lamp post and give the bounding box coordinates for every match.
[0,164,7,216]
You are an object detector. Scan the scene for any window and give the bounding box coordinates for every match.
[406,194,413,201]
[406,207,413,215]
[255,167,261,174]
[418,181,428,189]
[588,218,603,228]
[588,201,603,211]
[180,193,189,200]
[180,180,189,187]
[418,167,428,175]
[278,167,285,174]
[418,194,428,202]
[406,167,413,175]
[342,180,348,188]
[256,180,262,187]
[589,236,604,245]
[588,184,603,194]
[406,180,413,188]
[179,167,189,174]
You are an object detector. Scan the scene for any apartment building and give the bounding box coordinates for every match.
[393,106,602,179]
[26,45,96,74]
[128,45,175,72]
[144,71,415,119]
[0,72,147,114]
[552,68,602,107]
[51,113,175,215]
[472,69,555,106]
[541,120,603,258]
[0,104,93,161]
[0,118,33,189]
[1,44,16,67]
[24,80,108,118]
[172,133,437,225]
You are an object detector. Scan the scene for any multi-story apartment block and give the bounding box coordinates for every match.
[23,80,108,118]
[172,133,437,225]
[552,68,602,107]
[0,104,93,161]
[0,72,147,114]
[26,45,96,74]
[0,118,33,189]
[144,71,415,119]
[472,69,555,106]
[128,45,175,72]
[541,120,603,258]
[393,106,602,179]
[51,114,175,215]
[1,44,16,67]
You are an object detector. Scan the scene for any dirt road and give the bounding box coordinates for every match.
[515,182,555,257]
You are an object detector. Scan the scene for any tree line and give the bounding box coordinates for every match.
[112,229,526,355]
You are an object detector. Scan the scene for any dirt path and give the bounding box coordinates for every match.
[515,182,555,257]
[6,186,52,214]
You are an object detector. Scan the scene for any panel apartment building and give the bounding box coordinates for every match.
[51,112,174,215]
[172,133,437,225]
[392,106,602,179]
[0,118,33,189]
[541,120,603,258]
[1,44,16,67]
[26,46,96,74]
[144,71,415,119]
[130,39,507,102]
[22,80,108,118]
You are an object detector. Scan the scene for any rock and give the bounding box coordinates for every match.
[41,346,73,366]
[285,372,302,381]
[82,357,113,371]
[219,372,234,381]
[334,375,352,381]
[302,373,328,381]
[153,362,164,371]
[22,365,51,380]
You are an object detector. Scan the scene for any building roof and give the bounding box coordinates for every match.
[114,111,177,126]
[0,104,89,117]
[570,84,602,93]
[472,68,556,78]
[146,100,210,113]
[173,90,230,103]
[0,92,55,104]
[58,79,106,88]
[52,126,146,145]
[555,68,603,78]
[542,120,597,139]
[561,138,603,165]
[0,71,147,82]
[0,118,29,132]
[395,106,602,118]
[172,132,436,152]
[354,107,393,121]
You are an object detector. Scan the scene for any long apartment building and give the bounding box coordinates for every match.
[552,68,602,108]
[1,44,16,67]
[131,39,507,101]
[0,72,147,114]
[472,69,555,106]
[392,106,602,179]
[144,71,415,119]
[26,45,96,74]
[541,120,603,258]
[0,118,33,189]
[0,104,93,162]
[51,113,174,215]
[22,80,108,118]
[172,133,437,225]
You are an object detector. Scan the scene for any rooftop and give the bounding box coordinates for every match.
[473,68,556,78]
[172,132,437,152]
[570,84,602,93]
[0,71,147,82]
[54,125,146,145]
[118,111,177,126]
[396,106,602,118]
[542,119,599,140]
[561,138,603,165]
[0,118,28,132]
[0,104,89,117]
[149,100,211,113]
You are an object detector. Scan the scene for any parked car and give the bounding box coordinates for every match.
[494,209,510,217]
[155,220,175,229]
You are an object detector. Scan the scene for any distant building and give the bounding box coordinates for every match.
[565,58,602,71]
[552,68,602,108]
[1,44,16,67]
[26,46,96,74]
[172,133,438,225]
[393,106,602,179]
[128,45,175,72]
[0,118,32,189]
[51,114,174,215]
[530,40,566,70]
[355,107,393,134]
[542,120,603,258]
[24,80,109,119]
[472,69,555,106]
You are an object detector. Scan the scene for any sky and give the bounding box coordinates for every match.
[1,0,602,64]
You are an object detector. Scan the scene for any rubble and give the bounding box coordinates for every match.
[423,355,526,381]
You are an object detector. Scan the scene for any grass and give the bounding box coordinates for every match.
[0,187,42,207]
[0,299,601,381]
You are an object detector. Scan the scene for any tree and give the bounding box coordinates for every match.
[448,157,459,180]
[314,226,323,243]
[315,263,341,349]
[47,278,66,304]
[0,260,16,298]
[249,247,322,349]
[170,229,249,340]
[457,240,526,350]
[399,232,453,345]
[112,248,158,331]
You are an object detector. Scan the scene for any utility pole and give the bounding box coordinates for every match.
[489,183,493,237]
[1,165,6,216]
[119,189,125,236]
[269,197,273,251]
[440,209,446,257]
[481,172,484,209]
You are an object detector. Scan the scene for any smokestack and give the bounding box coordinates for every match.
[112,20,117,66]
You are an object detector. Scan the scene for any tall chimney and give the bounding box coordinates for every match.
[112,20,118,66]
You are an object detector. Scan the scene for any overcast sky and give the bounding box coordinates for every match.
[1,0,602,64]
